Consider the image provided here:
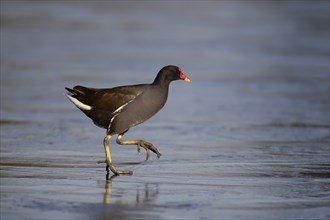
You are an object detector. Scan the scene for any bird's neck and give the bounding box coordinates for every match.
[152,78,171,88]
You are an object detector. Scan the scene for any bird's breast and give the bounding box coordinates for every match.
[109,88,168,134]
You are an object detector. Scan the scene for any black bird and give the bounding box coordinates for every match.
[65,65,190,175]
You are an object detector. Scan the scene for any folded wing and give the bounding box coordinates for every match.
[65,85,143,128]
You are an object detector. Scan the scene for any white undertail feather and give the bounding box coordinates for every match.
[66,94,92,110]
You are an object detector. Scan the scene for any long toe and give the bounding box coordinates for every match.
[116,169,133,176]
[107,162,133,176]
[144,141,161,158]
[138,141,161,160]
[139,144,150,161]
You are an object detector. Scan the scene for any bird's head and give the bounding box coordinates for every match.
[153,65,190,85]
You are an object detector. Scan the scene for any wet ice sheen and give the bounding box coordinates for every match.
[1,1,329,220]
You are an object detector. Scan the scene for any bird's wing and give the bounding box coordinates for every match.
[67,85,145,113]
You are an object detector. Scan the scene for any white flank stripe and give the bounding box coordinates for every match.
[113,100,132,114]
[108,99,134,131]
[109,114,117,129]
[66,94,92,110]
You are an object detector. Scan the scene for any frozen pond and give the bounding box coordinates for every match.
[1,1,329,219]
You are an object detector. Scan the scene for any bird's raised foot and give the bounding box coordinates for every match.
[136,140,162,161]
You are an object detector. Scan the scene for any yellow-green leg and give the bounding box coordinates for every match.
[102,134,133,175]
[116,133,162,161]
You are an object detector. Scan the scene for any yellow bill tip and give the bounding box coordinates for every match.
[184,77,191,83]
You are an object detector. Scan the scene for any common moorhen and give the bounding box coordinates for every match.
[65,65,190,175]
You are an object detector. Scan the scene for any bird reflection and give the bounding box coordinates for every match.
[103,174,117,204]
[102,174,159,207]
